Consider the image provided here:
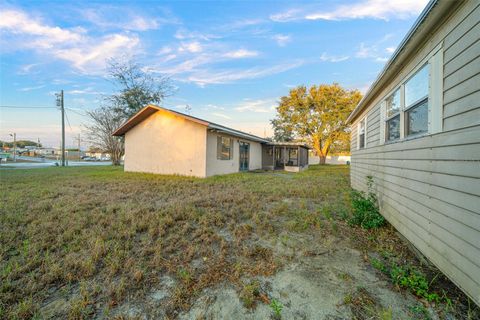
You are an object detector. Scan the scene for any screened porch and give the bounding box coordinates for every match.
[262,143,309,172]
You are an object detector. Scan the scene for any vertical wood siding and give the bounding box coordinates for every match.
[350,1,480,305]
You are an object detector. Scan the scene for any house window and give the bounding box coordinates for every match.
[405,64,429,137]
[358,117,366,149]
[380,45,442,144]
[217,136,233,160]
[385,89,401,141]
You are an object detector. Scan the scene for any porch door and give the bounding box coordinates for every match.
[239,142,250,171]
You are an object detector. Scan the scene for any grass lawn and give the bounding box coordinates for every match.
[0,165,478,319]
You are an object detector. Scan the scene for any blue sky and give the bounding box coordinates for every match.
[0,0,429,148]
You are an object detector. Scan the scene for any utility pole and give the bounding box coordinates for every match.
[56,90,65,166]
[9,133,16,162]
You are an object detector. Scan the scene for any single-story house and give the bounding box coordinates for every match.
[347,0,480,305]
[112,105,309,177]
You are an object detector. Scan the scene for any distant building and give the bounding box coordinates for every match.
[113,105,309,177]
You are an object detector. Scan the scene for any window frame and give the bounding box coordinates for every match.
[357,116,367,149]
[403,63,430,138]
[405,97,429,138]
[379,43,443,145]
[217,136,233,160]
[385,88,401,142]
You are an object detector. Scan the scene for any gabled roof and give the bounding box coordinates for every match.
[346,0,460,123]
[112,104,269,143]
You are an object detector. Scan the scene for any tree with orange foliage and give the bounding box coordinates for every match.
[271,84,362,164]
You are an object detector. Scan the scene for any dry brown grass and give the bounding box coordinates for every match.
[0,165,351,319]
[1,165,478,319]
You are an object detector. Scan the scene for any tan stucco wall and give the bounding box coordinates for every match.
[205,130,262,176]
[124,110,207,177]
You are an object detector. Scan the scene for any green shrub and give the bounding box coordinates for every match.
[349,176,385,229]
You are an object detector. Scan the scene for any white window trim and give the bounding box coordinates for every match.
[379,42,443,144]
[357,116,367,150]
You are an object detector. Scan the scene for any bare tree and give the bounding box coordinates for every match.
[84,58,173,165]
[84,107,124,165]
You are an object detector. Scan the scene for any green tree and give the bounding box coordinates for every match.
[271,84,361,164]
[0,140,41,148]
[107,58,173,118]
[271,118,294,142]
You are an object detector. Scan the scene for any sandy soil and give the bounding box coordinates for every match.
[106,232,430,320]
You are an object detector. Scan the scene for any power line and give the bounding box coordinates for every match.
[0,105,56,109]
[65,107,88,116]
[64,109,73,131]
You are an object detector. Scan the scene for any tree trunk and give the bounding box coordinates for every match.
[111,151,122,165]
[319,155,326,165]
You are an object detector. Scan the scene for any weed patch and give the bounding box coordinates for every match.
[349,177,385,229]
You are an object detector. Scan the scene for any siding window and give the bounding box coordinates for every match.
[358,117,366,149]
[217,136,233,160]
[380,44,442,144]
[405,64,429,137]
[385,89,401,141]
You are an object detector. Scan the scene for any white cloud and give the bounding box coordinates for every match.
[235,98,276,113]
[272,34,291,47]
[271,0,429,23]
[0,8,141,73]
[126,17,159,31]
[66,87,103,95]
[204,104,225,110]
[185,60,304,86]
[223,49,258,58]
[178,41,203,53]
[211,112,232,120]
[174,28,216,41]
[270,9,302,22]
[227,19,264,29]
[158,46,173,55]
[320,52,349,62]
[84,10,159,31]
[305,0,429,21]
[17,63,41,75]
[385,46,396,53]
[375,57,389,62]
[356,43,374,58]
[0,8,83,48]
[355,42,389,63]
[54,34,140,72]
[81,7,178,31]
[18,84,46,92]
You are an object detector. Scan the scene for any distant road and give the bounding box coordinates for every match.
[1,156,112,168]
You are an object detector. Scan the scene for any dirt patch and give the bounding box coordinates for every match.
[180,245,417,319]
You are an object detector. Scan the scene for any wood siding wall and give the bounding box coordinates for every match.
[350,1,480,305]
